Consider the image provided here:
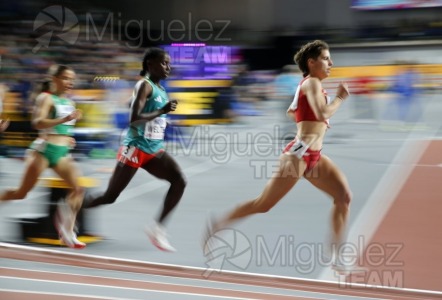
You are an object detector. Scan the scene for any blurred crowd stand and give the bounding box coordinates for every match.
[1,4,442,156]
[351,75,376,122]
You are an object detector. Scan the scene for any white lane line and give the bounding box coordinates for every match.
[0,282,254,300]
[1,242,441,298]
[0,288,128,300]
[0,266,374,300]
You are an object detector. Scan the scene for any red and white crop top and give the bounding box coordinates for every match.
[287,77,330,126]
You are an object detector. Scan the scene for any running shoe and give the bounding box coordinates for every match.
[71,232,86,249]
[55,201,86,249]
[145,223,176,252]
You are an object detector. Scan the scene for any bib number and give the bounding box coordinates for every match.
[289,140,309,159]
[145,117,166,140]
[31,138,47,152]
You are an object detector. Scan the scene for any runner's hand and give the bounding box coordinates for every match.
[66,109,83,121]
[336,82,350,100]
[162,100,178,113]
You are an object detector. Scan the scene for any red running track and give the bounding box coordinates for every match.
[1,242,441,300]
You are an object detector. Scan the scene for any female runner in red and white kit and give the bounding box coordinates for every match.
[205,40,352,268]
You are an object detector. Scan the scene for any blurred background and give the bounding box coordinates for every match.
[1,0,442,157]
[1,0,442,292]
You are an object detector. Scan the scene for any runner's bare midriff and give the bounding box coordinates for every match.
[45,134,73,146]
[296,121,328,151]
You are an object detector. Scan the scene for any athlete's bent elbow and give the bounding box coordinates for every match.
[317,113,329,122]
[32,120,43,130]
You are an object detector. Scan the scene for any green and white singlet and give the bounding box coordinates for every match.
[40,93,76,136]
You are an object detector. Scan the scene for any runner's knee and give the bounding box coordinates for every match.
[253,198,274,214]
[73,186,84,198]
[169,172,187,189]
[102,190,121,204]
[256,205,272,213]
[334,189,352,208]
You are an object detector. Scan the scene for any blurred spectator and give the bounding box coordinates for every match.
[230,64,262,116]
[272,65,301,101]
[351,75,375,121]
[13,78,32,114]
[391,64,422,125]
[0,83,6,113]
[212,86,237,120]
[271,64,302,120]
[232,64,254,87]
[0,83,9,132]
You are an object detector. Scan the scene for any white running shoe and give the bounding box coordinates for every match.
[71,232,86,249]
[55,201,86,249]
[146,223,176,252]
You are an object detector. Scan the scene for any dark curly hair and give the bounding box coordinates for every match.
[294,40,329,78]
[139,47,167,77]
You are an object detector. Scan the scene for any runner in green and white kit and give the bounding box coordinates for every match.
[0,65,85,249]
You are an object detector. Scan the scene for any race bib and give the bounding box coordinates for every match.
[288,139,309,159]
[57,104,76,125]
[144,117,166,140]
[30,138,47,152]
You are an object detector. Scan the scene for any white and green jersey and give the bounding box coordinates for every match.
[40,93,76,136]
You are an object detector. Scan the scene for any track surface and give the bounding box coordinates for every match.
[2,98,442,299]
